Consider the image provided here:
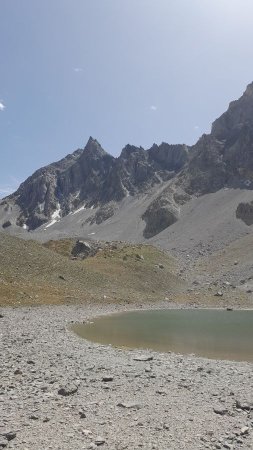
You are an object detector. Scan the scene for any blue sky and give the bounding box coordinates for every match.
[1,0,253,196]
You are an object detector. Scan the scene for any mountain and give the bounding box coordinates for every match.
[181,82,253,195]
[0,137,188,232]
[1,82,253,244]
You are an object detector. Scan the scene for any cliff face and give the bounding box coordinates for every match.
[2,82,253,234]
[212,82,253,140]
[6,139,115,229]
[2,137,188,230]
[181,82,253,195]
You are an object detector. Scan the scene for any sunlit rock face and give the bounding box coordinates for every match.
[181,82,253,194]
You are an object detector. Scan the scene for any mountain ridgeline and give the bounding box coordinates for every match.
[2,82,253,237]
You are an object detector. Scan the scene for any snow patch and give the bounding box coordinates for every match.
[124,187,130,197]
[45,219,58,229]
[22,224,28,230]
[45,203,61,229]
[73,205,86,215]
[38,202,45,213]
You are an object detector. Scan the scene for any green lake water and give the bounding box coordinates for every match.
[72,309,253,362]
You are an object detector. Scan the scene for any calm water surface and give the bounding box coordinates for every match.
[72,309,253,362]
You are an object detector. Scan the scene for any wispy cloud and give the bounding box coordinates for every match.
[73,67,84,73]
[0,176,20,198]
[194,125,200,130]
[0,186,16,198]
[150,105,157,111]
[0,101,5,112]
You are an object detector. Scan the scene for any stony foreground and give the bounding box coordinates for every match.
[0,304,252,450]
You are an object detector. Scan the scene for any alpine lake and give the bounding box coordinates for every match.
[71,309,253,363]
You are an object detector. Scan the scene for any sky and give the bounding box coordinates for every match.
[1,0,253,196]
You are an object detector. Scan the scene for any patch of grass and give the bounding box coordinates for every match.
[43,239,76,257]
[0,234,185,307]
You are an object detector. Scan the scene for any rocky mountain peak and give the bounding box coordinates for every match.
[2,81,253,235]
[120,144,145,159]
[212,81,253,140]
[244,81,253,97]
[82,137,109,159]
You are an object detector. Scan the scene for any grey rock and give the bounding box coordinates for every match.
[142,193,180,238]
[240,426,249,435]
[214,291,223,297]
[236,399,253,411]
[79,409,86,419]
[86,203,116,225]
[117,402,141,409]
[58,383,79,396]
[2,221,11,229]
[133,355,153,362]
[94,437,105,446]
[213,407,228,415]
[2,431,16,441]
[102,376,114,382]
[71,240,92,259]
[236,201,253,225]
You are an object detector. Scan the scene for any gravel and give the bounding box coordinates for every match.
[0,303,252,450]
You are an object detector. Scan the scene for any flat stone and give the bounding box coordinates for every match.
[240,426,249,435]
[213,407,228,415]
[2,431,17,441]
[58,383,78,396]
[117,402,141,409]
[236,399,253,411]
[95,437,105,446]
[133,355,153,362]
[214,291,223,297]
[29,415,39,420]
[79,410,86,418]
[102,376,114,382]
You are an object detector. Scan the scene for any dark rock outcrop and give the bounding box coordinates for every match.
[142,191,180,238]
[71,240,97,259]
[2,221,11,229]
[0,138,188,231]
[212,82,253,140]
[236,201,253,225]
[86,203,116,225]
[181,82,253,194]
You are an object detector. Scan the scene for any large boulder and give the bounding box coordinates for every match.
[142,195,180,238]
[236,201,253,225]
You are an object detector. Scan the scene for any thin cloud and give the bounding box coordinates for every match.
[194,125,200,130]
[0,102,5,111]
[0,176,20,198]
[150,105,157,111]
[0,186,16,198]
[73,67,84,73]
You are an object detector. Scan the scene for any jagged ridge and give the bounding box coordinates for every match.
[2,81,253,235]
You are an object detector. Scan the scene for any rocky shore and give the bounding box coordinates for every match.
[0,303,252,450]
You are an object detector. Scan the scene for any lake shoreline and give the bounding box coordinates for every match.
[1,302,252,449]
